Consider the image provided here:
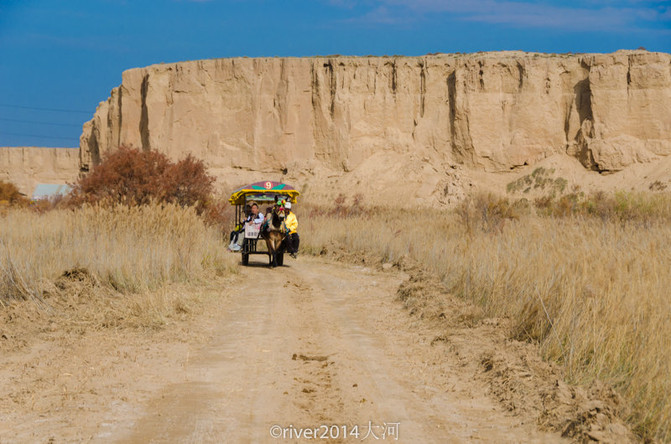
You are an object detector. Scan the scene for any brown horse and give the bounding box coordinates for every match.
[261,206,286,268]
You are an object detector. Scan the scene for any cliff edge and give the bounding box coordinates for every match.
[80,50,671,204]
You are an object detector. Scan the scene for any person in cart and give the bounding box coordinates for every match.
[247,202,264,224]
[228,204,251,251]
[284,202,299,258]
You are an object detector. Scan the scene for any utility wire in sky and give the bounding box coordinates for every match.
[0,131,78,141]
[0,103,91,114]
[0,117,82,127]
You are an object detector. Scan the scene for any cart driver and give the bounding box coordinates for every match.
[284,202,299,259]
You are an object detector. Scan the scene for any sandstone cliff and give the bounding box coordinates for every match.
[80,50,670,205]
[0,147,80,196]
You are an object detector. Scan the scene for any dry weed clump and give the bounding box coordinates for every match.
[455,193,523,234]
[0,180,29,208]
[0,203,235,303]
[302,192,671,442]
[535,190,671,223]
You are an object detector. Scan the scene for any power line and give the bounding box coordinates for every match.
[0,117,82,127]
[0,131,78,141]
[0,103,91,114]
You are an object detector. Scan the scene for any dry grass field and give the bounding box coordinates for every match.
[0,203,236,328]
[301,192,671,442]
[1,190,670,441]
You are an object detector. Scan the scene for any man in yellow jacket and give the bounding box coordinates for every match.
[284,202,299,258]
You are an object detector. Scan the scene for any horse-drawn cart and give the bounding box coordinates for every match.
[228,181,299,266]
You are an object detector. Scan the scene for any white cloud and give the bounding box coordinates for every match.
[334,0,670,31]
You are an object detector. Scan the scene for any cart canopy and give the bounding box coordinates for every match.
[228,181,300,205]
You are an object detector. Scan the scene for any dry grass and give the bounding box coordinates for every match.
[302,194,671,442]
[536,190,671,223]
[0,203,236,310]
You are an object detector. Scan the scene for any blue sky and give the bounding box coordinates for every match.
[0,0,669,148]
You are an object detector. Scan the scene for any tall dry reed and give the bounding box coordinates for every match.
[302,198,671,441]
[0,203,234,302]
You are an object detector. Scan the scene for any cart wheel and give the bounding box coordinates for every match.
[241,252,249,266]
[276,252,284,266]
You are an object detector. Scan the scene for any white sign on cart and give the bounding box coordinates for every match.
[245,222,262,239]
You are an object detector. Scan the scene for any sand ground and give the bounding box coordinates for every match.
[0,257,566,443]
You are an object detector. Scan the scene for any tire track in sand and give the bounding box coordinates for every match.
[115,257,565,443]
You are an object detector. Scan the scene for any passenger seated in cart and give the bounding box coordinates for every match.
[238,202,265,250]
[228,204,251,251]
[246,202,264,225]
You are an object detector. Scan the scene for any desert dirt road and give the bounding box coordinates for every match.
[0,257,565,443]
[117,257,563,444]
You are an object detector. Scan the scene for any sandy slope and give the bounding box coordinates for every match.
[0,257,565,443]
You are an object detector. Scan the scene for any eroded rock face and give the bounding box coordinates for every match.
[79,51,670,203]
[81,51,670,171]
[0,147,80,196]
[571,51,671,171]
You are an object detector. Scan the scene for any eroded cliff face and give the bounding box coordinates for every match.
[80,51,671,204]
[0,147,80,196]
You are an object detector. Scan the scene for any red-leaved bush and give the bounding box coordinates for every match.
[71,146,215,213]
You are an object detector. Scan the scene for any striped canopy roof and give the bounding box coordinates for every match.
[228,181,300,205]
